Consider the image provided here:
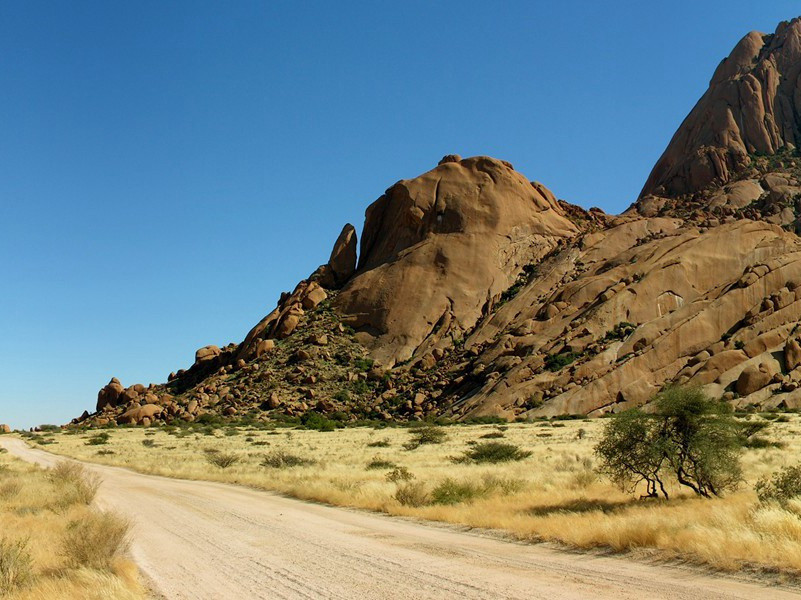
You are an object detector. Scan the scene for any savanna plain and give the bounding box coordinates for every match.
[13,412,801,582]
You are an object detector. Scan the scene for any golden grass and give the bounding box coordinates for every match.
[32,415,801,576]
[0,450,144,599]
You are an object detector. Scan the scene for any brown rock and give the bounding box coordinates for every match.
[737,362,776,396]
[255,339,276,357]
[786,338,801,371]
[640,18,801,200]
[334,156,577,364]
[118,404,163,425]
[195,345,221,364]
[96,378,124,411]
[327,224,358,285]
[0,424,10,434]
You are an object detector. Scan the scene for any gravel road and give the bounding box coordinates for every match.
[3,437,799,600]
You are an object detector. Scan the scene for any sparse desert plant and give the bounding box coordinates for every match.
[458,442,532,464]
[385,466,414,483]
[479,431,505,439]
[205,452,240,469]
[0,480,22,500]
[85,432,110,446]
[393,481,428,507]
[261,451,314,469]
[50,461,101,505]
[141,439,157,448]
[595,386,742,499]
[366,457,396,470]
[756,464,801,506]
[430,479,483,505]
[403,425,446,450]
[366,439,390,448]
[0,538,33,594]
[61,511,130,570]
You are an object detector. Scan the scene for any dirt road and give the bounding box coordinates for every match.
[2,437,799,600]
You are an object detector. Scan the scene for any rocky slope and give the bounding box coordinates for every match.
[74,16,801,427]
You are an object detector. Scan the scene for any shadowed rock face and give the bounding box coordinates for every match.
[640,18,801,200]
[333,156,579,365]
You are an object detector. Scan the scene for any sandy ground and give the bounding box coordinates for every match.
[3,437,800,600]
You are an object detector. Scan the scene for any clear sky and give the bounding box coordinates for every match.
[1,1,798,429]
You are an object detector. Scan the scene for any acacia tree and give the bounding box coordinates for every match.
[595,386,742,499]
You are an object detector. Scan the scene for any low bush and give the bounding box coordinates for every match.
[50,462,100,505]
[458,442,532,464]
[366,457,396,470]
[431,479,483,505]
[300,412,338,432]
[393,481,428,507]
[85,432,110,446]
[0,538,33,594]
[756,465,801,506]
[385,466,414,483]
[261,451,314,469]
[403,426,447,450]
[205,452,240,469]
[479,431,505,439]
[61,511,130,570]
[367,439,390,448]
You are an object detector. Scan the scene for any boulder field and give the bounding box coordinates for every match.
[75,16,801,427]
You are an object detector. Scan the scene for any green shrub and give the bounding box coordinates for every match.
[755,465,801,506]
[300,411,338,432]
[85,432,110,446]
[479,431,505,439]
[261,451,314,469]
[459,442,532,464]
[544,352,580,372]
[595,386,742,499]
[353,358,374,372]
[333,390,351,403]
[404,426,447,450]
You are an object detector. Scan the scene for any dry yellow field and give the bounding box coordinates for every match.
[23,414,801,577]
[0,447,145,599]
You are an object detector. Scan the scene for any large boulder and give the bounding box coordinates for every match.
[195,345,221,365]
[737,362,777,396]
[333,156,578,364]
[118,404,163,425]
[96,377,124,411]
[0,424,10,434]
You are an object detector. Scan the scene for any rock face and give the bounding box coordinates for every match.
[334,156,578,364]
[75,17,801,428]
[640,18,801,201]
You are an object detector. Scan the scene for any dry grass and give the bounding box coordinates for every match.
[0,453,144,599]
[36,415,801,576]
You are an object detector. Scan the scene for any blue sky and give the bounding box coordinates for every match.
[1,1,798,428]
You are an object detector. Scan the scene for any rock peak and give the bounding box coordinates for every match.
[639,17,801,201]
